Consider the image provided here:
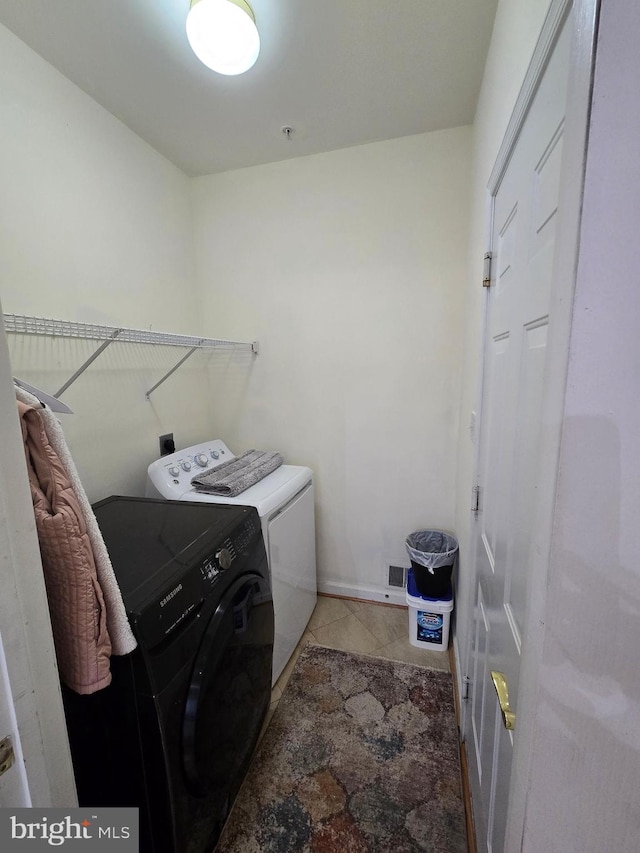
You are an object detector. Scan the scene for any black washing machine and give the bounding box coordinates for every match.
[63,496,274,853]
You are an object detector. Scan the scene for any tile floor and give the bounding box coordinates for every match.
[266,594,451,725]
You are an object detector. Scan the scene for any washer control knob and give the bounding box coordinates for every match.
[168,466,180,477]
[215,548,233,571]
[194,453,208,467]
[181,461,192,472]
[210,450,220,459]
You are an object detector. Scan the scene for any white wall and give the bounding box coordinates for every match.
[453,0,552,680]
[523,1,640,848]
[192,128,471,598]
[0,23,219,500]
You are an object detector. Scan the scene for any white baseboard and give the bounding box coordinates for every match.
[317,579,406,607]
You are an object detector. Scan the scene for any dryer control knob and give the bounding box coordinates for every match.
[194,453,208,467]
[181,461,192,472]
[216,548,233,569]
[215,548,233,571]
[168,466,180,477]
[210,450,220,459]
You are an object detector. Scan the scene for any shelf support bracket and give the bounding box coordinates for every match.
[145,345,201,400]
[54,329,123,398]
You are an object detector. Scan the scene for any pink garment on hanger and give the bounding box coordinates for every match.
[18,401,112,694]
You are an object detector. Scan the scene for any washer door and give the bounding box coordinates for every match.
[182,572,273,806]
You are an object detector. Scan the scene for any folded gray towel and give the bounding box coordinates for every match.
[191,449,283,496]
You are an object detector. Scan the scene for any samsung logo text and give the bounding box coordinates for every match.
[160,583,183,607]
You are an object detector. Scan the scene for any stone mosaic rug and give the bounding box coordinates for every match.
[215,645,467,852]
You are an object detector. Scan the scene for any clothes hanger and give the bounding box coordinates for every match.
[13,377,74,414]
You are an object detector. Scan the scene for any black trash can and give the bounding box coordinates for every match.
[405,530,458,599]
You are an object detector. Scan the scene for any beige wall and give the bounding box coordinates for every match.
[0,0,556,688]
[1,16,474,598]
[192,128,472,599]
[3,1,635,843]
[0,24,215,499]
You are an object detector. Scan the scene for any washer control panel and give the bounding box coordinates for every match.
[147,439,234,499]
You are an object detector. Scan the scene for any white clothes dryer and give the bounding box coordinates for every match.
[146,439,317,684]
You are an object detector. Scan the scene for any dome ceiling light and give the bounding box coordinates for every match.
[186,0,260,76]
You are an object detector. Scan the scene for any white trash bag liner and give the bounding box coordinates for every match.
[405,530,458,575]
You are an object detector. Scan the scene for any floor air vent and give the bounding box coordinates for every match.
[388,565,407,589]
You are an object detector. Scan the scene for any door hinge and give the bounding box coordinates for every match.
[462,675,471,701]
[482,252,492,287]
[471,485,480,513]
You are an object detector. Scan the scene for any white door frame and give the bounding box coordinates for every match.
[0,631,31,807]
[461,0,600,848]
[0,308,77,806]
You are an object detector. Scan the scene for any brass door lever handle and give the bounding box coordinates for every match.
[491,670,516,730]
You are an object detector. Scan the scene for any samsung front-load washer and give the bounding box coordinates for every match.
[146,439,317,683]
[62,496,274,853]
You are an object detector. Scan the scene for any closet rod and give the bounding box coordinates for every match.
[3,313,258,401]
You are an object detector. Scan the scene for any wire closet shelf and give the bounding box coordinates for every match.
[4,312,259,402]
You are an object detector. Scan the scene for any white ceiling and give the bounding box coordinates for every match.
[0,0,498,177]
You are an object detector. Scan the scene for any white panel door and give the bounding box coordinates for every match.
[465,18,571,853]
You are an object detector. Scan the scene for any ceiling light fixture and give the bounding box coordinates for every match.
[186,0,260,76]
